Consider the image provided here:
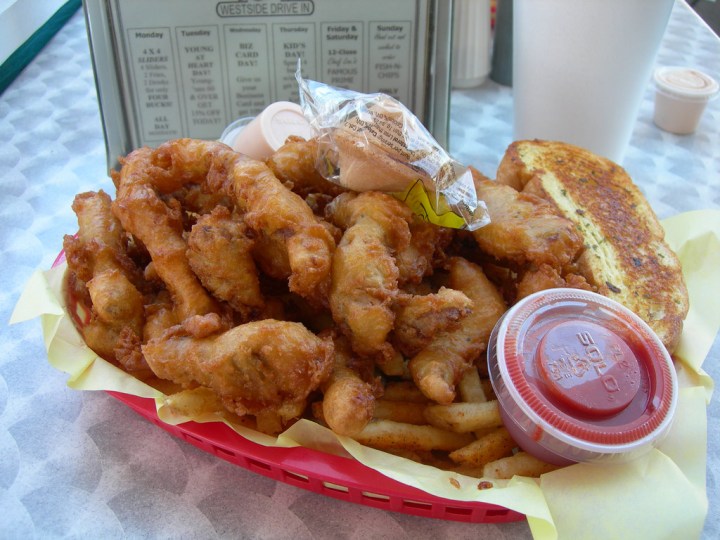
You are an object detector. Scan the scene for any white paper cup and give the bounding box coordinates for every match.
[653,67,719,135]
[513,0,674,163]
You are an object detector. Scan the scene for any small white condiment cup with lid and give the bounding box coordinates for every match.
[653,66,719,134]
[220,101,315,159]
[487,288,678,466]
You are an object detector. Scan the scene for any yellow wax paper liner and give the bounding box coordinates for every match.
[10,209,719,540]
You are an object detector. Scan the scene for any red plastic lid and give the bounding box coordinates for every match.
[535,320,641,417]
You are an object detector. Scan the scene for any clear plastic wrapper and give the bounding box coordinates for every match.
[296,68,490,230]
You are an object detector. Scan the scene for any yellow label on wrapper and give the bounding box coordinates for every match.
[392,180,466,229]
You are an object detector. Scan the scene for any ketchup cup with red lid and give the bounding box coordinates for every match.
[487,289,678,466]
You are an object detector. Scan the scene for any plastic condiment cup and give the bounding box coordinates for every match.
[653,66,719,135]
[487,289,678,466]
[220,101,315,159]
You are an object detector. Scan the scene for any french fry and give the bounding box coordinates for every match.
[382,448,427,463]
[448,427,516,467]
[482,451,562,479]
[457,369,498,438]
[354,419,475,452]
[256,410,283,435]
[423,400,503,433]
[382,381,429,403]
[372,399,427,425]
[384,448,455,471]
[163,386,225,417]
[162,386,257,429]
[481,378,496,401]
[470,426,500,439]
[458,368,487,403]
[449,464,486,479]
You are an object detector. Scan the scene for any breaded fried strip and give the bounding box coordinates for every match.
[409,257,506,404]
[114,139,335,312]
[113,144,220,321]
[515,263,594,302]
[187,206,264,320]
[325,192,413,357]
[321,334,379,437]
[393,287,473,357]
[266,136,346,198]
[470,168,583,270]
[229,156,336,308]
[396,218,453,286]
[142,314,334,423]
[63,191,145,370]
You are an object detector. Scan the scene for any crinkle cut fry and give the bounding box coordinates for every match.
[409,257,507,404]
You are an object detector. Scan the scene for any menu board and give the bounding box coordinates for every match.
[83,0,451,163]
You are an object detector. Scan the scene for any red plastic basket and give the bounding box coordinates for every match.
[107,391,524,523]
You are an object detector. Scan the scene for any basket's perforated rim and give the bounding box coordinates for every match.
[108,391,524,523]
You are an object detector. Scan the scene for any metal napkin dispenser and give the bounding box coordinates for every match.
[83,0,453,168]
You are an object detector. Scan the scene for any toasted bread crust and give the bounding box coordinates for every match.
[497,140,689,352]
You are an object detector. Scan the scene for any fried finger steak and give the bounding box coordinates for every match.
[143,314,334,423]
[470,168,584,271]
[409,257,506,404]
[392,287,473,357]
[63,190,146,371]
[325,192,413,361]
[320,333,380,437]
[229,156,337,308]
[186,206,263,320]
[113,144,220,321]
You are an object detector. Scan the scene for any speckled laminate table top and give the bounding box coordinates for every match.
[1,1,718,538]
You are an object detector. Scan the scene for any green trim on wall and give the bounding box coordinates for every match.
[0,0,82,95]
